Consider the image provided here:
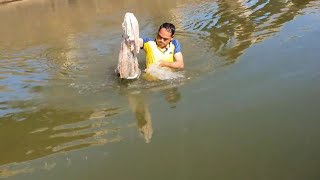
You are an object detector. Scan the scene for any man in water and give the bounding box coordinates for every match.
[139,23,184,70]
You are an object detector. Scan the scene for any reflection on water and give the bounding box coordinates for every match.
[0,104,122,166]
[165,88,181,108]
[0,166,34,179]
[173,0,312,62]
[121,79,182,143]
[0,105,124,177]
[128,93,153,143]
[0,0,319,179]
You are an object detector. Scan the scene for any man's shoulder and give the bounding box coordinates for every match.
[171,39,180,44]
[171,39,182,53]
[143,37,155,43]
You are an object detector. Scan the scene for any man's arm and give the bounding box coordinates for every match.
[160,52,184,69]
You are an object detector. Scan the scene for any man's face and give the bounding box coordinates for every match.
[156,28,173,49]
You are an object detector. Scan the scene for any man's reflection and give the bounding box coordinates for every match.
[126,85,182,143]
[162,87,181,108]
[121,78,183,143]
[128,92,153,143]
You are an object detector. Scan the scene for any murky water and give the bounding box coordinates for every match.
[1,0,320,179]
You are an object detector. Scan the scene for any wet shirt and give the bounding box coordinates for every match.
[142,38,181,68]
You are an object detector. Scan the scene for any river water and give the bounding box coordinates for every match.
[0,0,320,179]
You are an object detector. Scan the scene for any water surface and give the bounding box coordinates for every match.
[1,0,320,179]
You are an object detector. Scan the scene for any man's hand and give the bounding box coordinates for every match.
[159,60,167,67]
[139,38,144,48]
[158,52,184,70]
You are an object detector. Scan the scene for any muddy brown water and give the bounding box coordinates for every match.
[1,0,320,179]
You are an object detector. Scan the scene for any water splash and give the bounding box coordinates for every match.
[144,64,184,80]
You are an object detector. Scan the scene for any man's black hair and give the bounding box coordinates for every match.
[159,23,175,36]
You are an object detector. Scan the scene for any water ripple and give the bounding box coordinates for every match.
[0,106,124,166]
[172,0,315,61]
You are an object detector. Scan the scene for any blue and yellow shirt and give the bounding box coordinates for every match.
[142,38,182,68]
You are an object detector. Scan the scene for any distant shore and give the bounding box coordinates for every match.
[0,0,23,4]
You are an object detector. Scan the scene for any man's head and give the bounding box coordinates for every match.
[156,23,175,49]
